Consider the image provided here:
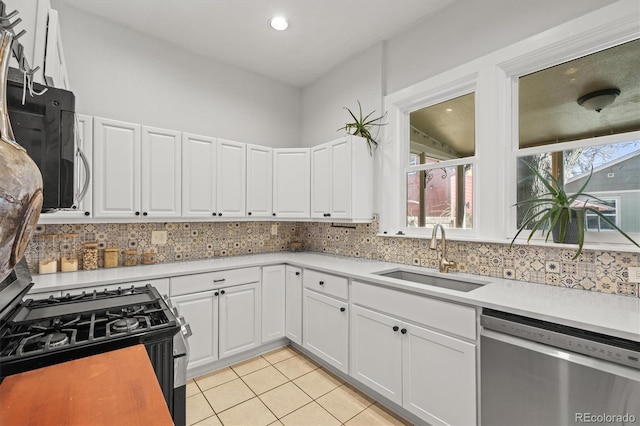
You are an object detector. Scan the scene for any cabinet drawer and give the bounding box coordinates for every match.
[352,281,476,340]
[303,269,348,300]
[170,267,261,296]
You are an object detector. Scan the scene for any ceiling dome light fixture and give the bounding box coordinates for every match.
[269,16,289,31]
[577,88,621,113]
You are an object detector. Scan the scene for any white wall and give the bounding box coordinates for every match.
[385,0,616,94]
[300,44,383,147]
[53,2,301,148]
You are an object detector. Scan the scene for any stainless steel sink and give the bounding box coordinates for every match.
[374,269,486,292]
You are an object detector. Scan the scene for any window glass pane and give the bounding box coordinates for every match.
[409,93,475,163]
[516,140,640,234]
[407,164,473,229]
[519,39,640,149]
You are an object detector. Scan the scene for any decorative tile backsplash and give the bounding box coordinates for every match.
[25,216,639,298]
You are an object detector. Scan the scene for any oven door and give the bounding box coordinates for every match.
[481,330,640,426]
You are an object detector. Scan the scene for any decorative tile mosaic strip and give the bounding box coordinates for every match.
[25,216,639,298]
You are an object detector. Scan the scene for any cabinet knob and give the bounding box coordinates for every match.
[220,290,226,295]
[326,213,331,217]
[218,213,222,216]
[319,281,324,286]
[212,212,216,216]
[295,272,300,276]
[272,213,276,216]
[84,211,90,216]
[214,291,219,296]
[393,326,399,332]
[340,307,346,312]
[135,211,140,216]
[401,328,407,334]
[248,212,252,216]
[143,212,148,216]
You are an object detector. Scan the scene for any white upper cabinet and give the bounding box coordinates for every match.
[182,133,217,218]
[141,126,182,218]
[93,118,141,218]
[216,139,246,218]
[94,118,181,219]
[310,136,373,221]
[310,144,330,217]
[273,148,310,218]
[246,144,273,218]
[43,8,69,89]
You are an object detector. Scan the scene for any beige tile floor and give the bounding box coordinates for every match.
[186,346,410,426]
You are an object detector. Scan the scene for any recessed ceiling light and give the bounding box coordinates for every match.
[269,16,289,31]
[445,108,453,112]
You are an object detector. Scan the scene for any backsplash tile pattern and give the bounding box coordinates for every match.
[25,216,638,298]
[26,221,301,270]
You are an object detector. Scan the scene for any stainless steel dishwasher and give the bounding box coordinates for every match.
[480,308,640,426]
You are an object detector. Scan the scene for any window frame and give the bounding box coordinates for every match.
[383,73,479,238]
[381,1,640,251]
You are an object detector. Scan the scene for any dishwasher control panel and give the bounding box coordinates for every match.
[481,309,640,370]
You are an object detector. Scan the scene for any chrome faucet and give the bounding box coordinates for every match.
[429,223,457,273]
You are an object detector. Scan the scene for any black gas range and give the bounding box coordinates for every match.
[0,259,186,425]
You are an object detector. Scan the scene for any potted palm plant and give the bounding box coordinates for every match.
[511,161,639,259]
[337,100,387,155]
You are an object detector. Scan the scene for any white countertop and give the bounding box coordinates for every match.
[31,252,640,342]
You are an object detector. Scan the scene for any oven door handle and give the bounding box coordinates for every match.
[481,329,640,381]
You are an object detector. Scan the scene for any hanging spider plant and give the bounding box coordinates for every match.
[511,161,639,259]
[337,100,387,155]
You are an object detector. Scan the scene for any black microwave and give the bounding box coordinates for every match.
[6,72,76,211]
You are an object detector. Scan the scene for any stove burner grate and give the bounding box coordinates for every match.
[111,317,140,333]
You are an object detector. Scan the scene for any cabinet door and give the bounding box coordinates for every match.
[402,324,476,426]
[310,144,330,218]
[93,118,141,218]
[329,139,351,218]
[216,139,246,217]
[350,306,402,404]
[246,144,273,217]
[141,126,182,218]
[172,291,219,371]
[182,133,217,217]
[219,282,260,358]
[303,289,348,373]
[285,266,302,345]
[261,265,285,343]
[273,149,310,218]
[43,9,69,89]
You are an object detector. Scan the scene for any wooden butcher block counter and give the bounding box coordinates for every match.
[0,345,173,426]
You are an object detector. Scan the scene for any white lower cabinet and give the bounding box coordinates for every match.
[285,266,302,344]
[172,290,219,369]
[351,305,403,404]
[219,282,261,358]
[303,288,349,373]
[261,265,286,343]
[351,283,477,426]
[402,322,476,426]
[169,268,261,373]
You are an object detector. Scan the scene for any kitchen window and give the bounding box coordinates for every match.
[406,92,475,230]
[382,2,638,247]
[512,38,640,245]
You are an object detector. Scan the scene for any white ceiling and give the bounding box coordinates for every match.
[59,0,456,87]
